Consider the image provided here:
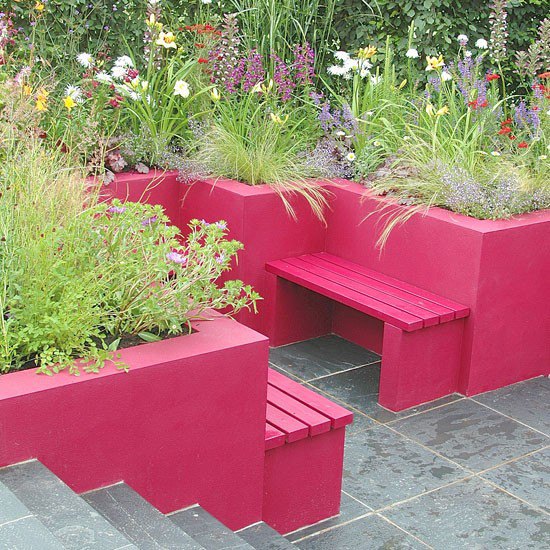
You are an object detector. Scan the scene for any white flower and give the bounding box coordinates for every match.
[365,111,374,117]
[111,65,127,79]
[403,135,411,141]
[343,58,359,71]
[406,48,419,59]
[441,71,452,82]
[77,52,94,68]
[490,151,501,156]
[114,55,133,68]
[174,79,190,97]
[374,141,381,147]
[457,34,469,44]
[64,85,82,102]
[334,51,351,61]
[96,71,112,83]
[370,75,382,85]
[335,130,346,137]
[346,152,356,162]
[475,38,488,49]
[201,0,212,3]
[464,50,472,58]
[360,68,370,79]
[327,65,349,76]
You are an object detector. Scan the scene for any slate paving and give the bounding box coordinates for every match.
[270,335,550,549]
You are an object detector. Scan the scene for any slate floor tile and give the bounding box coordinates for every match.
[286,492,372,542]
[308,363,381,415]
[474,376,550,435]
[480,447,550,513]
[342,425,467,510]
[294,514,428,549]
[0,516,64,550]
[383,477,550,549]
[369,394,464,424]
[0,482,30,525]
[391,399,548,472]
[269,335,380,381]
[267,363,304,382]
[345,412,376,436]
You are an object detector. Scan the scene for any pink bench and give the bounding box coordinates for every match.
[263,367,353,534]
[266,252,470,411]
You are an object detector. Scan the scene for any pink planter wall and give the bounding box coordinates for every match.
[179,178,329,338]
[326,181,550,396]
[105,172,549,398]
[0,312,269,530]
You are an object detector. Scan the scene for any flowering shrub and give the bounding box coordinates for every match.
[0,131,259,375]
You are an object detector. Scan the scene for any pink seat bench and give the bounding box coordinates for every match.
[263,367,353,534]
[266,252,470,411]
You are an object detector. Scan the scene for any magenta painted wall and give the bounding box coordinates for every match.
[179,178,328,337]
[106,172,550,397]
[326,181,550,395]
[0,313,269,530]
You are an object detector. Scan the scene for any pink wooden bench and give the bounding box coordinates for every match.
[266,252,470,411]
[263,367,353,534]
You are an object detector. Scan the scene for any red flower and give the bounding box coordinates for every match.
[498,127,512,135]
[468,100,478,110]
[518,141,528,148]
[195,43,205,48]
[479,100,488,108]
[198,58,209,64]
[109,98,120,108]
[538,71,550,79]
[486,73,500,82]
[509,135,516,140]
[501,118,512,126]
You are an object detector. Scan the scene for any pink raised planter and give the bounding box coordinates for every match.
[178,178,329,338]
[325,181,550,396]
[0,311,269,530]
[104,172,549,400]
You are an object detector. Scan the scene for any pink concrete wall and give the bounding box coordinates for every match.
[326,181,550,395]
[0,312,269,530]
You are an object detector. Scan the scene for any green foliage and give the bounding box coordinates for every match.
[0,118,259,374]
[333,0,547,77]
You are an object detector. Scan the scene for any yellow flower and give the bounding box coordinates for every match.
[34,2,45,11]
[270,113,289,125]
[436,105,449,116]
[156,31,177,49]
[399,79,408,89]
[425,55,445,71]
[261,79,274,94]
[64,95,76,111]
[358,46,377,60]
[23,85,32,96]
[425,103,436,116]
[35,99,48,112]
[210,87,221,101]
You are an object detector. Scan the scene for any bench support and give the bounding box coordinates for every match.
[263,428,345,534]
[379,320,465,411]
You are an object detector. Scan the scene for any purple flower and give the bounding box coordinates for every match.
[215,253,226,264]
[242,49,265,92]
[215,221,227,230]
[272,54,295,102]
[293,42,315,86]
[166,251,188,265]
[107,205,126,214]
[141,215,158,227]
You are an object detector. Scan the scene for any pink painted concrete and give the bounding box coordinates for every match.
[326,181,550,396]
[104,172,549,399]
[0,312,269,530]
[379,320,465,411]
[263,428,346,534]
[179,178,328,336]
[101,170,182,228]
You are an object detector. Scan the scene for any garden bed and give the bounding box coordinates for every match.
[0,311,269,530]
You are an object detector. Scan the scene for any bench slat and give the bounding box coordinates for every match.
[287,256,441,327]
[301,254,456,322]
[268,369,354,429]
[315,252,469,318]
[266,403,310,443]
[267,259,424,331]
[268,385,332,436]
[265,423,287,450]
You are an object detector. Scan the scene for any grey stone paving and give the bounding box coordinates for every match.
[270,335,550,549]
